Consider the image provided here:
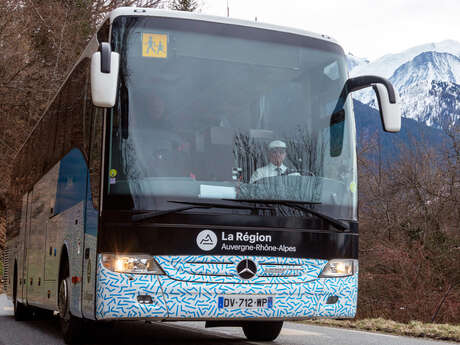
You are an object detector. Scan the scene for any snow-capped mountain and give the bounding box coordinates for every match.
[392,52,460,86]
[346,53,369,71]
[349,40,460,129]
[351,40,460,79]
[421,80,460,128]
[357,51,460,110]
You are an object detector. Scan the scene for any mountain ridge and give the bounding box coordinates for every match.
[350,39,460,78]
[348,42,460,129]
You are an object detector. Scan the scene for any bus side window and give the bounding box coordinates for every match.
[54,150,87,214]
[52,58,90,215]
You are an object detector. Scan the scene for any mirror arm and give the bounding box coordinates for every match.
[99,42,111,73]
[345,75,396,103]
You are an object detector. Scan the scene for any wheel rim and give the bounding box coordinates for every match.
[58,279,69,321]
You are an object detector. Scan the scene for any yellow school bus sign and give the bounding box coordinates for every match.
[142,33,168,58]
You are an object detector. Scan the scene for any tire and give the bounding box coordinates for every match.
[14,298,32,321]
[242,321,283,341]
[58,267,83,344]
[13,268,32,321]
[34,308,55,320]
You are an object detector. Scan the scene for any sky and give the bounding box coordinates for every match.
[199,0,460,61]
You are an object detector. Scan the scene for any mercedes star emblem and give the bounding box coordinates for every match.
[237,259,257,279]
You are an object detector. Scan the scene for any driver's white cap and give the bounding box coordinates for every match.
[268,140,286,150]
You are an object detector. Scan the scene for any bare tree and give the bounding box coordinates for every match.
[357,127,460,323]
[169,0,199,12]
[0,0,164,244]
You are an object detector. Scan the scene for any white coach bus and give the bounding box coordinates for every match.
[3,7,400,343]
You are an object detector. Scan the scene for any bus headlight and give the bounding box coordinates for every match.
[319,259,357,278]
[102,254,165,275]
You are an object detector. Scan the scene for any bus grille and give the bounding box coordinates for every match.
[155,256,326,284]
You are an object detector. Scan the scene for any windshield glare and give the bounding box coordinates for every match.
[107,16,357,220]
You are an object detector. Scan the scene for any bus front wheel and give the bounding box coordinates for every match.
[242,321,283,341]
[58,269,82,344]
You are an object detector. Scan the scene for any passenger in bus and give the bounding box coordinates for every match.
[249,140,300,183]
[135,94,190,177]
[146,94,173,130]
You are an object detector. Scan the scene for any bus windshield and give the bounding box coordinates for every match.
[107,16,357,220]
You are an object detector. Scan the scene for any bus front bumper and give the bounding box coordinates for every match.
[95,257,358,320]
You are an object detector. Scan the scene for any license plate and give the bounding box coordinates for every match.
[218,295,273,309]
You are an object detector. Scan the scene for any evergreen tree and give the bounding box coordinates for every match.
[170,0,198,12]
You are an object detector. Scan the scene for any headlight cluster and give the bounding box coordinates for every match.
[102,254,164,275]
[319,259,357,278]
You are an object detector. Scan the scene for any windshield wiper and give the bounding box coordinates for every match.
[227,199,349,231]
[225,199,321,205]
[286,202,349,231]
[132,205,211,222]
[132,200,272,223]
[168,200,273,211]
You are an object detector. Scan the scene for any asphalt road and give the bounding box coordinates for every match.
[0,294,455,345]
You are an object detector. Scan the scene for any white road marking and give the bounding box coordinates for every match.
[159,322,235,339]
[327,327,398,338]
[281,328,326,337]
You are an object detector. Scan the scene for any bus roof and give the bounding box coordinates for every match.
[109,7,339,46]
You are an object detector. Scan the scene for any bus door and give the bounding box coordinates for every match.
[81,197,98,319]
[25,186,45,305]
[27,166,59,306]
[17,191,32,303]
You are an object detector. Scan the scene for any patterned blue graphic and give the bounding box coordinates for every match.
[96,255,357,320]
[96,258,168,319]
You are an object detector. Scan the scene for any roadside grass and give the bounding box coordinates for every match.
[301,318,460,342]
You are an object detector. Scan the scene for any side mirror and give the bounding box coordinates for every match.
[372,84,401,132]
[91,42,120,108]
[345,75,401,133]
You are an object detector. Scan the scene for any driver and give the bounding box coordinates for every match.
[250,140,298,183]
